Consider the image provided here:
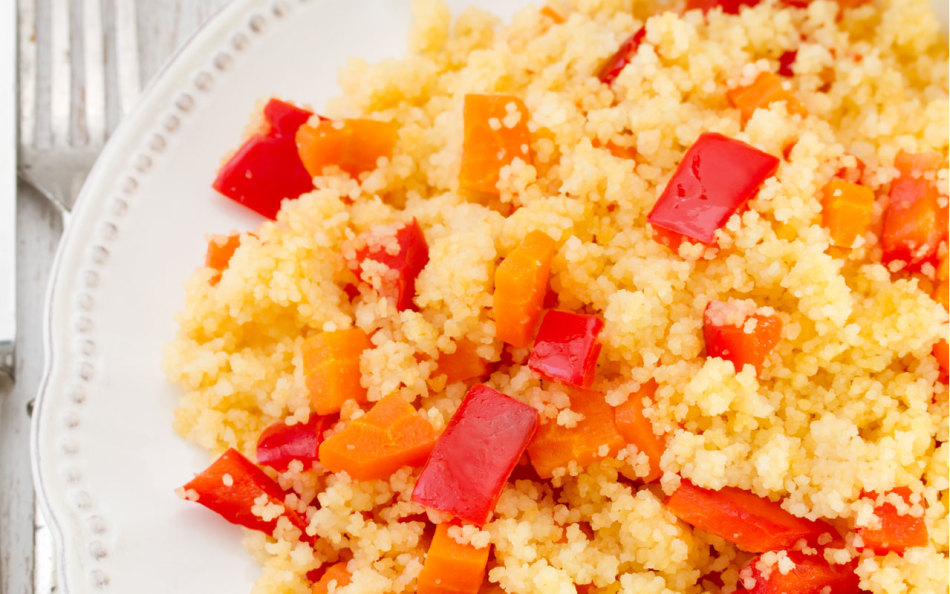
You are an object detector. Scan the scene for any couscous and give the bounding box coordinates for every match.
[165,0,950,592]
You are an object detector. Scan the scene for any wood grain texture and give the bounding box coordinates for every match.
[2,1,229,592]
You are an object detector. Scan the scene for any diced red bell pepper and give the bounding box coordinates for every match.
[598,28,646,85]
[881,151,948,269]
[256,414,336,472]
[666,481,836,553]
[738,551,860,594]
[703,300,782,376]
[857,488,929,555]
[777,51,797,77]
[527,310,604,389]
[412,385,539,525]
[345,219,430,311]
[686,0,760,14]
[179,448,312,542]
[647,133,779,246]
[212,99,315,220]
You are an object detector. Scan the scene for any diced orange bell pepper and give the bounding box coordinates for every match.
[821,179,874,248]
[727,72,807,121]
[881,151,948,269]
[459,94,533,195]
[417,523,491,594]
[526,389,625,479]
[318,394,438,481]
[311,561,351,594]
[296,118,399,178]
[205,233,243,285]
[738,551,860,594]
[303,328,372,415]
[703,300,782,376]
[436,340,490,385]
[614,381,665,483]
[857,488,929,555]
[494,231,558,348]
[666,481,837,553]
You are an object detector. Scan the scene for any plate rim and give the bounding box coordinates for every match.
[30,0,303,590]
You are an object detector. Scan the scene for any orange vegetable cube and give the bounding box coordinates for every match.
[727,72,807,121]
[703,299,782,376]
[821,179,874,248]
[303,328,372,415]
[296,118,399,178]
[881,151,948,269]
[436,340,490,385]
[311,561,351,594]
[417,523,491,594]
[540,5,565,23]
[526,390,625,479]
[857,488,929,555]
[494,231,558,348]
[614,381,665,483]
[318,394,438,481]
[459,94,533,195]
[934,274,948,379]
[205,233,243,285]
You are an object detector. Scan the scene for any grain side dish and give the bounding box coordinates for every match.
[165,0,950,592]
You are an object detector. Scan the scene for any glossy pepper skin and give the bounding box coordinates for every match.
[881,152,947,269]
[212,99,315,219]
[412,385,539,525]
[647,132,779,246]
[598,28,646,85]
[857,487,929,555]
[347,219,430,311]
[528,310,604,389]
[737,551,860,594]
[666,481,837,553]
[179,448,312,542]
[256,414,335,472]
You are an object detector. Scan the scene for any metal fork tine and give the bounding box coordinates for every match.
[49,0,71,149]
[18,1,37,149]
[82,0,106,145]
[113,0,140,118]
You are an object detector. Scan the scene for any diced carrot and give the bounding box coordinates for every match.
[857,488,929,555]
[593,139,638,160]
[303,328,372,415]
[526,390,625,479]
[881,151,948,269]
[318,394,438,481]
[936,256,949,281]
[540,5,565,23]
[417,523,491,594]
[311,561,351,594]
[666,481,837,553]
[613,381,665,483]
[459,94,533,195]
[205,233,243,285]
[821,179,874,248]
[494,231,558,348]
[934,339,949,379]
[727,72,807,121]
[296,118,399,178]
[703,300,782,376]
[436,340,490,385]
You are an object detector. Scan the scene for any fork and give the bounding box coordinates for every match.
[18,0,141,216]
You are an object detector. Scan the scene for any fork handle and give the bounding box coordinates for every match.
[1,0,15,379]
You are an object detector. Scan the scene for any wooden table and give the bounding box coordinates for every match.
[1,2,228,592]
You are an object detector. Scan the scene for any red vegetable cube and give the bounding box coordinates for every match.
[212,98,315,219]
[777,50,797,77]
[737,551,860,594]
[703,299,782,376]
[527,310,604,389]
[256,414,335,472]
[178,448,312,542]
[647,132,779,246]
[598,28,646,85]
[857,488,929,555]
[686,0,760,14]
[666,481,837,553]
[344,219,430,311]
[881,151,947,270]
[412,385,539,525]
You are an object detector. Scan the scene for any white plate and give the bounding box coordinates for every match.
[29,0,949,593]
[30,0,529,592]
